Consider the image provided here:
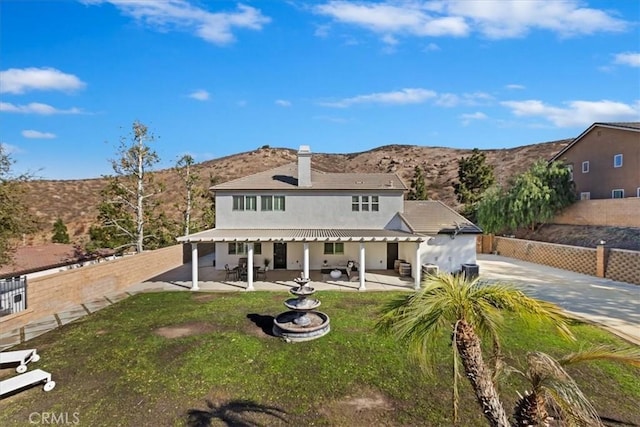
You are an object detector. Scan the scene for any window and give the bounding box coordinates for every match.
[614,154,623,168]
[246,196,257,211]
[352,195,379,212]
[637,187,640,198]
[361,196,369,211]
[323,242,344,255]
[274,196,285,211]
[261,196,272,211]
[232,195,257,211]
[228,242,262,255]
[580,192,590,200]
[232,196,244,211]
[581,161,589,173]
[261,196,285,211]
[371,196,379,211]
[612,189,624,199]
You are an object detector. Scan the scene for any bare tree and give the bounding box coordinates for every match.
[97,121,161,253]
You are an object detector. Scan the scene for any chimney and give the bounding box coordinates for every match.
[297,145,312,187]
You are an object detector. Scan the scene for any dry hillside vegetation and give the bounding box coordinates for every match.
[22,141,569,244]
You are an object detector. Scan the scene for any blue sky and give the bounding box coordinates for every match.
[1,0,639,180]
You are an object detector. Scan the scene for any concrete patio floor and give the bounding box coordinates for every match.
[1,254,638,351]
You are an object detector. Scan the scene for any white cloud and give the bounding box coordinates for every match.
[0,102,83,115]
[613,52,640,67]
[435,92,493,107]
[320,88,436,108]
[460,111,488,126]
[84,1,270,45]
[0,67,86,94]
[188,89,210,101]
[22,130,56,139]
[314,1,628,41]
[275,99,292,107]
[506,84,525,90]
[501,99,640,127]
[314,1,469,39]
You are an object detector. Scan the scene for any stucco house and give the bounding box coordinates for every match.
[178,146,481,290]
[549,122,640,200]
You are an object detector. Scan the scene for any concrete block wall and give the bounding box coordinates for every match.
[0,245,183,331]
[494,237,597,276]
[553,199,640,227]
[606,249,640,285]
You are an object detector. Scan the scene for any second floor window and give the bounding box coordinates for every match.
[261,195,285,211]
[614,154,623,168]
[582,161,589,173]
[351,195,379,212]
[232,195,257,211]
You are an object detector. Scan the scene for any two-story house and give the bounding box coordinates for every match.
[549,122,640,199]
[178,146,481,290]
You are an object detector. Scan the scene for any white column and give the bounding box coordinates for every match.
[191,243,199,291]
[303,242,310,279]
[414,241,421,290]
[358,242,366,291]
[246,243,255,291]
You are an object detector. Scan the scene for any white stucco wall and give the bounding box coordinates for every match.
[418,234,477,273]
[214,241,391,271]
[215,190,405,229]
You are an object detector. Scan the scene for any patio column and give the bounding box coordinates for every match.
[358,242,366,291]
[191,243,199,291]
[303,242,310,279]
[246,243,255,291]
[414,241,421,290]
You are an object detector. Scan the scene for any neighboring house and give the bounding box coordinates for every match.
[549,122,640,200]
[178,146,481,290]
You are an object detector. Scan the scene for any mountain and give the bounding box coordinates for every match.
[21,140,570,244]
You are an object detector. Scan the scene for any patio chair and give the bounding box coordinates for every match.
[224,264,237,281]
[256,267,267,280]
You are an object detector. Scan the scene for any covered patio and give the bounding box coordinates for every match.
[177,228,428,292]
[137,251,417,293]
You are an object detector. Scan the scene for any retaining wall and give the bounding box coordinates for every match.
[0,244,183,331]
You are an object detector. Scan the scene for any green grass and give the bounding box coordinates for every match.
[1,291,638,426]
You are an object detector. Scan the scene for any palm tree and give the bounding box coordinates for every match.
[511,346,640,426]
[377,273,573,427]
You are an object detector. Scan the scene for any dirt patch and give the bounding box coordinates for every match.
[319,386,396,426]
[154,322,218,339]
[191,293,218,303]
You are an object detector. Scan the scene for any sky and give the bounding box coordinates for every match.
[1,0,639,180]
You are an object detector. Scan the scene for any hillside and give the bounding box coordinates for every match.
[21,140,570,244]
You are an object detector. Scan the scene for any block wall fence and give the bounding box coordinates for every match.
[478,235,640,285]
[0,245,183,331]
[552,199,640,227]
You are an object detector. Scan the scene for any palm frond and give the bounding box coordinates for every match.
[559,345,640,368]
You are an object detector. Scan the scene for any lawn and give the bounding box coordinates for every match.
[1,291,639,426]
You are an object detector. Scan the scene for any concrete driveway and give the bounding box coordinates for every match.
[477,254,640,345]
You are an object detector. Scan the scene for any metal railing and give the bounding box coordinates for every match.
[0,276,27,317]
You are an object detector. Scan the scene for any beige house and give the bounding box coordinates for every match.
[178,146,481,290]
[549,122,640,199]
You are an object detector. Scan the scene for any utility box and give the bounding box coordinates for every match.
[461,263,479,280]
[422,264,439,276]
